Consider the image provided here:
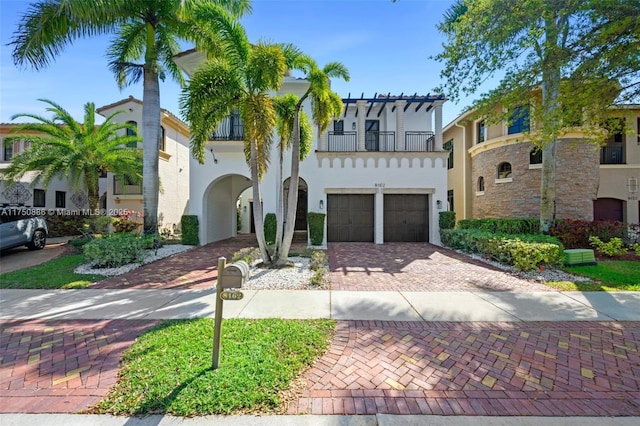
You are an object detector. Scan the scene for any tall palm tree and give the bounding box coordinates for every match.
[9,0,250,235]
[2,99,142,210]
[276,58,349,262]
[180,11,287,263]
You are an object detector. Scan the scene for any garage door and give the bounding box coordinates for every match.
[327,194,374,242]
[384,194,429,242]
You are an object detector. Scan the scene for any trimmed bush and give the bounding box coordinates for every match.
[264,213,277,245]
[83,233,147,268]
[181,215,199,246]
[439,211,456,230]
[458,218,540,235]
[550,219,628,248]
[307,212,326,245]
[589,236,627,257]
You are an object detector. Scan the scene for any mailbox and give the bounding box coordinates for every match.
[219,260,249,289]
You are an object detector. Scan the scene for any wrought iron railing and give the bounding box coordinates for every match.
[323,130,436,152]
[211,113,244,141]
[365,131,396,151]
[405,131,435,151]
[327,131,357,151]
[600,146,624,164]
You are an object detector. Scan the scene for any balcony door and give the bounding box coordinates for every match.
[365,120,379,151]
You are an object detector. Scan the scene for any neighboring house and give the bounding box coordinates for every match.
[443,105,640,224]
[96,97,191,234]
[175,50,448,246]
[0,124,91,210]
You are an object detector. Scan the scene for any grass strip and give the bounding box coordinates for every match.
[92,318,335,416]
[0,253,105,289]
[549,260,640,291]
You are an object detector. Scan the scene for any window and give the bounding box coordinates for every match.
[55,191,66,208]
[447,189,454,212]
[444,139,454,169]
[4,141,13,161]
[33,189,46,207]
[476,120,485,143]
[497,162,512,179]
[604,118,624,143]
[126,120,138,148]
[113,175,142,195]
[333,120,344,134]
[637,117,640,144]
[508,106,530,134]
[477,176,485,192]
[529,148,542,165]
[160,126,166,151]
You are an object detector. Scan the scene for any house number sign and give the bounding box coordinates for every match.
[374,183,385,188]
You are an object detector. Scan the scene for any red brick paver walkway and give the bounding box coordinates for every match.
[0,319,158,413]
[289,321,640,416]
[329,243,553,292]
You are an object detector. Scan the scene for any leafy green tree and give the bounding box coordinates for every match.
[180,11,287,264]
[10,0,250,235]
[435,0,639,232]
[2,99,142,210]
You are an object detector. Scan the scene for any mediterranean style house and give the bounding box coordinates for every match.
[174,50,449,246]
[96,97,191,234]
[443,105,640,224]
[0,124,90,210]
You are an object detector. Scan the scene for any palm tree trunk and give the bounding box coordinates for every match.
[250,139,271,264]
[274,142,285,261]
[142,46,161,236]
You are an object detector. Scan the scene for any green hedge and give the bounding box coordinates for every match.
[264,213,277,245]
[307,212,326,245]
[83,233,147,268]
[458,218,540,235]
[440,228,564,271]
[181,215,199,246]
[439,211,456,230]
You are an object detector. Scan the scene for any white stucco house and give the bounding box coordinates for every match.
[96,97,191,234]
[175,50,448,246]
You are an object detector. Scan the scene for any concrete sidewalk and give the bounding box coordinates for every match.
[2,288,640,322]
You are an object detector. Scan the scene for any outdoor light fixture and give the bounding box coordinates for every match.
[319,200,324,209]
[209,149,218,164]
[352,122,356,130]
[628,177,638,193]
[437,200,443,210]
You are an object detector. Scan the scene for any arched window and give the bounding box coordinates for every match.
[497,162,512,179]
[126,121,138,148]
[529,148,542,165]
[477,176,485,192]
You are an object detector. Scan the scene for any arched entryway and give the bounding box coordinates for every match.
[283,177,308,232]
[202,174,251,244]
[593,198,624,222]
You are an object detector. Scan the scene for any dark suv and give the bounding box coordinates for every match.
[0,205,48,251]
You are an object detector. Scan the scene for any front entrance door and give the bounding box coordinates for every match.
[365,120,379,151]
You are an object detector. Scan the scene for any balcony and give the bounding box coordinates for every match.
[325,131,435,152]
[600,146,624,164]
[211,112,244,141]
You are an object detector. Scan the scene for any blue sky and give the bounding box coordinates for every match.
[0,0,469,126]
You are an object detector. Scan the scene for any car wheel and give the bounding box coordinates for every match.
[27,230,46,250]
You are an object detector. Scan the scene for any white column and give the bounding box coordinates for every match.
[425,108,432,132]
[357,100,366,151]
[375,189,384,244]
[319,128,328,151]
[434,101,443,151]
[395,100,406,151]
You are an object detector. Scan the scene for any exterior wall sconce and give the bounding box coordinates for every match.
[243,205,247,212]
[352,122,356,130]
[319,200,324,209]
[436,200,443,210]
[209,148,218,164]
[628,177,638,193]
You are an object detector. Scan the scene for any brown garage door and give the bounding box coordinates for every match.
[384,194,429,242]
[593,198,623,222]
[327,194,374,242]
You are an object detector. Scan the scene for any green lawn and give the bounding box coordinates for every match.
[547,260,640,291]
[91,318,335,416]
[0,254,105,289]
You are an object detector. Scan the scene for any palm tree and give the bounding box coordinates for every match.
[276,58,349,262]
[2,99,142,210]
[9,0,250,235]
[180,12,287,263]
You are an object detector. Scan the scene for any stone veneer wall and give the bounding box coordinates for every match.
[472,139,600,220]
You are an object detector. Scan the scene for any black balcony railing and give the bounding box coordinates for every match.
[365,131,396,151]
[600,146,624,164]
[211,113,244,141]
[327,131,357,151]
[405,131,435,151]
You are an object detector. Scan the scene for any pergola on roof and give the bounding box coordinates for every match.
[342,92,446,117]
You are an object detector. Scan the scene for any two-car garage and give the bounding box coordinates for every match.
[326,194,430,243]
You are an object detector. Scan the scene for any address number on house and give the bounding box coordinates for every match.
[220,290,244,301]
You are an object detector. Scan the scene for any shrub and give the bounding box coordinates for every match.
[111,210,141,234]
[550,219,627,248]
[633,243,640,256]
[181,215,199,246]
[491,239,564,271]
[307,212,326,245]
[458,218,540,234]
[589,236,628,257]
[232,247,261,265]
[83,233,147,268]
[439,211,456,230]
[264,213,277,245]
